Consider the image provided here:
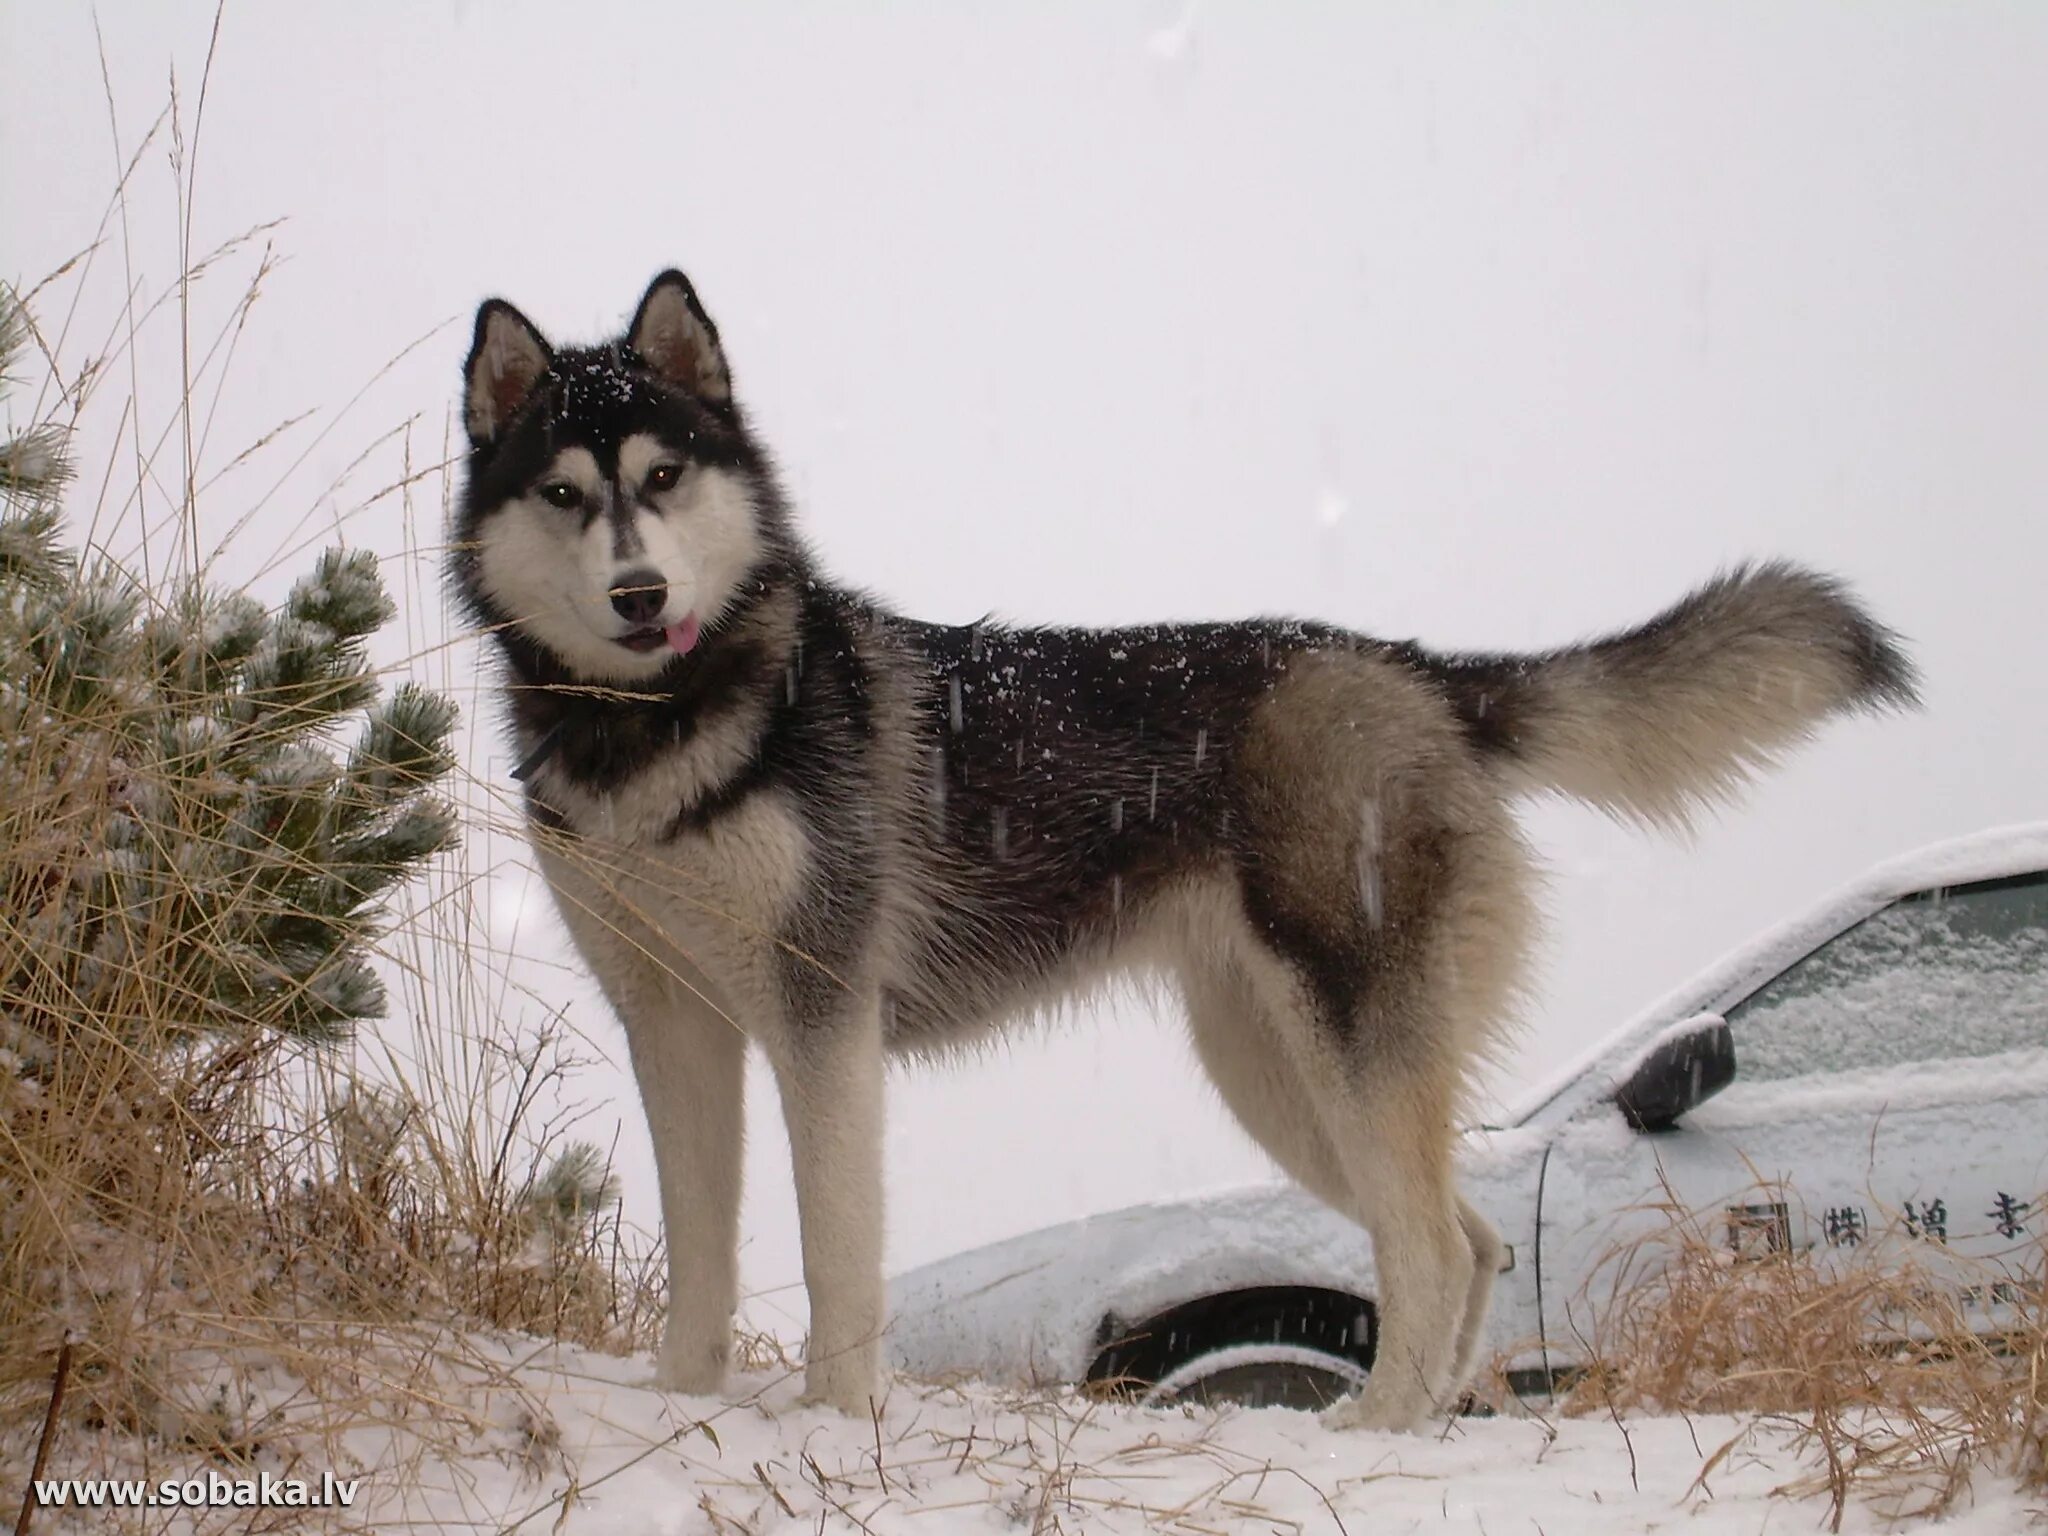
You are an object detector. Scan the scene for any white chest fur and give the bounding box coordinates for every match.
[532,777,812,1037]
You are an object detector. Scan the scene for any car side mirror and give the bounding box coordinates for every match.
[1613,1013,1735,1132]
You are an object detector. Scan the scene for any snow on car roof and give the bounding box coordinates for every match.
[1862,820,2048,892]
[1499,821,2048,1129]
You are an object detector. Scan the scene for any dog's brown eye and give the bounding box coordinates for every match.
[646,463,682,493]
[538,482,581,510]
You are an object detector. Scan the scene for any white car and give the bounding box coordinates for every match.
[886,824,2048,1409]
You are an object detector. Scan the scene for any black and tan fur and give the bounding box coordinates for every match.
[452,270,1917,1430]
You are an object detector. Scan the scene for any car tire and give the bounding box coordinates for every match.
[1139,1342,1372,1412]
[1086,1286,1378,1410]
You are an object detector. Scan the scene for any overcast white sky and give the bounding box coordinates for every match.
[5,3,2045,1327]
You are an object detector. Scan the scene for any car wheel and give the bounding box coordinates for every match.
[1140,1342,1371,1412]
[1086,1286,1378,1410]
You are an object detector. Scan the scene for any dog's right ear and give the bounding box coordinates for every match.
[464,299,553,446]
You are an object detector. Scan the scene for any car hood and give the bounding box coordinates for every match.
[886,1182,1378,1385]
[886,1126,1542,1386]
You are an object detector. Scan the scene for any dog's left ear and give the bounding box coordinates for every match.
[627,270,732,405]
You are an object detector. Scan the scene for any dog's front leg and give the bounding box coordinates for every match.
[625,991,747,1396]
[771,995,886,1415]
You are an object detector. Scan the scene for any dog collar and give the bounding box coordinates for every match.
[510,720,569,783]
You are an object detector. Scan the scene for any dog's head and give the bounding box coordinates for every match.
[453,271,776,682]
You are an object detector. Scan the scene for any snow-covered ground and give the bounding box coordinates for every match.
[319,1345,2037,1535]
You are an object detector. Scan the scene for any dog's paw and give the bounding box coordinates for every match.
[1319,1388,1429,1435]
[653,1331,731,1397]
[796,1386,870,1417]
[797,1361,887,1418]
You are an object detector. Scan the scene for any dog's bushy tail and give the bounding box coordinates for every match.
[1421,561,1919,829]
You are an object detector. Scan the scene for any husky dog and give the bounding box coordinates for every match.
[452,270,1916,1430]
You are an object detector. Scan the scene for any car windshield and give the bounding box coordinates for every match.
[1721,870,2048,1084]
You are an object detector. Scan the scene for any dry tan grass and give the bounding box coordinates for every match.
[1561,1177,2047,1527]
[0,573,678,1533]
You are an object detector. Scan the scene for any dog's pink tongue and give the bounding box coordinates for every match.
[665,615,701,655]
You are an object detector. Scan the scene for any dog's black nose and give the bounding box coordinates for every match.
[609,568,668,624]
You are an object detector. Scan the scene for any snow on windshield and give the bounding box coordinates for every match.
[1723,872,2048,1083]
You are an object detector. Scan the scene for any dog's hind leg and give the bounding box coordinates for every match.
[769,995,887,1416]
[1220,944,1477,1431]
[1308,1049,1475,1432]
[1181,959,1351,1210]
[1450,1195,1504,1398]
[1226,656,1535,1430]
[1190,957,1500,1417]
